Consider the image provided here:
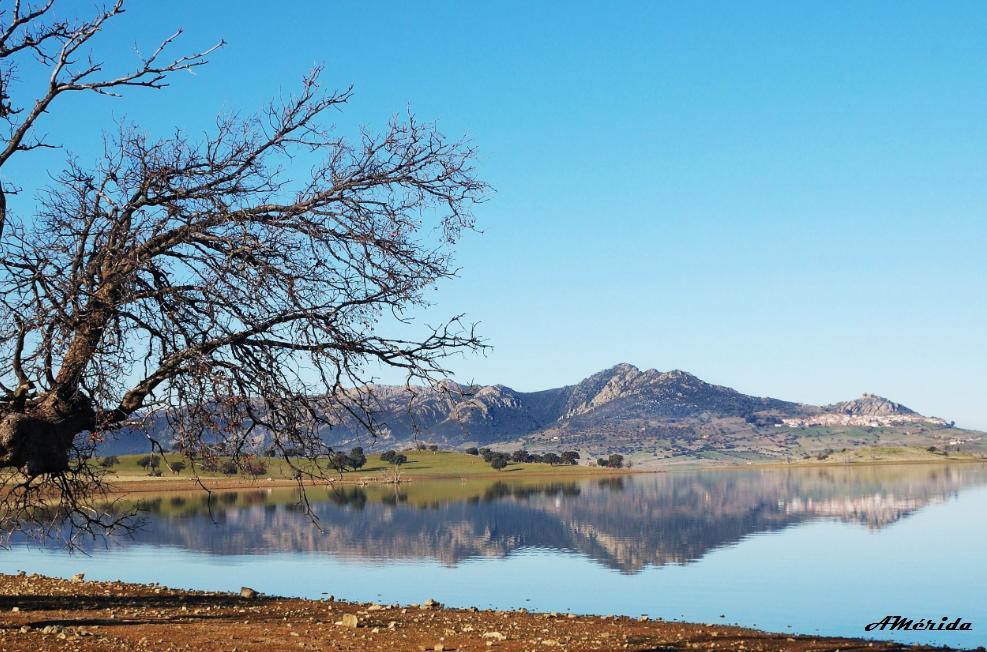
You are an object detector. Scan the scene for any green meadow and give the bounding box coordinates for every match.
[100,450,611,481]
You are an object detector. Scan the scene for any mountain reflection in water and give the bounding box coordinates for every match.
[71,464,987,574]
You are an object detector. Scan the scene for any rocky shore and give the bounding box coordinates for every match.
[0,572,946,651]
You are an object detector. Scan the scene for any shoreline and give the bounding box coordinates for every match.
[101,467,646,495]
[0,572,945,651]
[671,456,987,472]
[98,456,987,496]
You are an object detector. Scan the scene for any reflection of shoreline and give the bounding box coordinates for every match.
[27,464,987,574]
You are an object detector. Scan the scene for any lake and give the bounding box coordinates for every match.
[3,463,986,648]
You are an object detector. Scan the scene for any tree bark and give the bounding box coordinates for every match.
[0,395,96,475]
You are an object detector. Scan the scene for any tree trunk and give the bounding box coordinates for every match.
[0,395,96,476]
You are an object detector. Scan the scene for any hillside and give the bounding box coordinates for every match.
[96,363,985,464]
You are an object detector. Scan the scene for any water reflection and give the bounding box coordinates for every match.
[54,463,980,574]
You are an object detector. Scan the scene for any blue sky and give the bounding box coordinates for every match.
[6,2,986,427]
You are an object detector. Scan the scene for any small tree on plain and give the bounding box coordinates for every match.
[330,451,352,476]
[388,453,408,482]
[348,447,367,470]
[241,457,267,477]
[137,455,160,470]
[560,451,580,465]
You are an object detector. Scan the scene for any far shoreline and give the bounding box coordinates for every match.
[97,454,987,497]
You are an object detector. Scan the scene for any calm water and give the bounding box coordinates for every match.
[3,464,987,648]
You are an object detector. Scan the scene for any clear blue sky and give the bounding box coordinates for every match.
[7,2,987,427]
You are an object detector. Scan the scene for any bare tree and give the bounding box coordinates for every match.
[0,2,486,543]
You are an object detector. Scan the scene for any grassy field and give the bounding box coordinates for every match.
[100,450,614,482]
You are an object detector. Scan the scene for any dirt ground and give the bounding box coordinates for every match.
[0,572,940,651]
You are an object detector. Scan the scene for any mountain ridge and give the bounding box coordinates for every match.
[97,363,981,462]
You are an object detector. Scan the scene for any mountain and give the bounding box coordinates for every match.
[97,363,982,462]
[825,393,915,417]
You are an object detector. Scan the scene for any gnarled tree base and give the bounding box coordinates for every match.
[0,397,95,476]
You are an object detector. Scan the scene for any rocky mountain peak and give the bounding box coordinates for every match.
[827,394,916,417]
[98,363,957,457]
[561,363,644,418]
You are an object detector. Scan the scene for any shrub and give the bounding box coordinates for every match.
[169,461,186,475]
[242,457,267,476]
[99,455,120,468]
[608,454,624,469]
[465,447,479,456]
[220,461,238,475]
[542,452,561,465]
